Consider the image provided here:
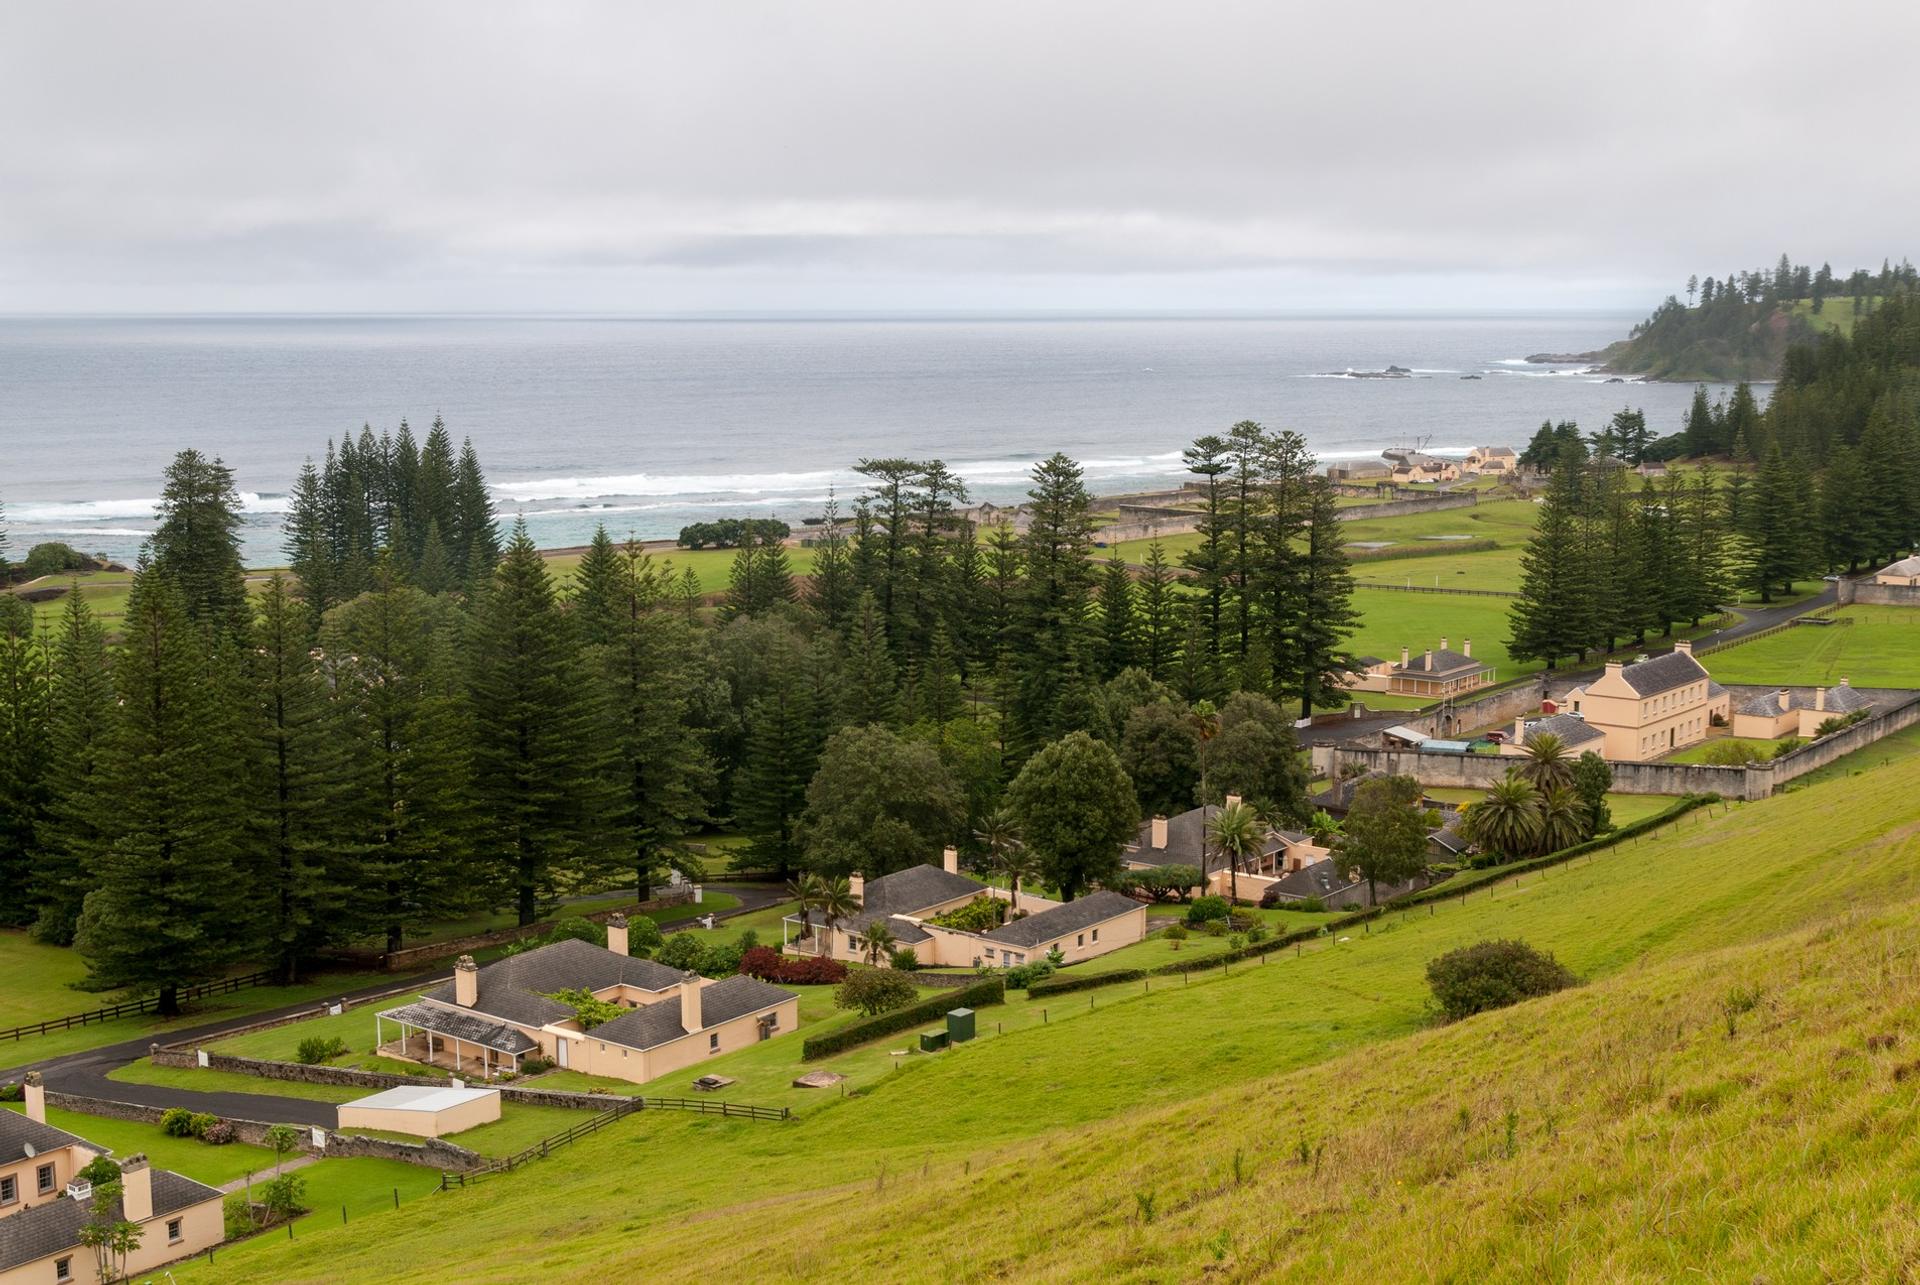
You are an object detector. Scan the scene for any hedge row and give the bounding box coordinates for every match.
[1349,538,1499,564]
[800,977,1006,1061]
[1025,795,1720,1000]
[1027,907,1386,998]
[1385,793,1718,910]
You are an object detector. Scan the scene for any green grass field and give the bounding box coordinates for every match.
[4,1103,275,1187]
[1660,734,1793,765]
[1705,607,1920,688]
[175,736,1920,1282]
[1416,788,1679,827]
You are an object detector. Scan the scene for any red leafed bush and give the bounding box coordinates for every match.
[739,946,846,984]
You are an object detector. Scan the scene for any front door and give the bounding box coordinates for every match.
[555,1038,570,1069]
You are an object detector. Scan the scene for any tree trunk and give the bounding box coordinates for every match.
[157,985,179,1018]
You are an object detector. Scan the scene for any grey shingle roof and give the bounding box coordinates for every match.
[591,975,795,1051]
[981,891,1140,949]
[378,1001,541,1055]
[1265,858,1360,901]
[0,1169,219,1272]
[1126,804,1285,868]
[1736,684,1874,718]
[860,865,988,917]
[1618,649,1709,696]
[421,938,687,1028]
[0,1112,104,1166]
[1350,655,1385,669]
[1878,555,1920,577]
[1735,691,1794,717]
[1397,648,1486,676]
[1524,713,1604,747]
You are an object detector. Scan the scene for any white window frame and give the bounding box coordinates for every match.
[0,1174,15,1206]
[36,1162,55,1194]
[55,1256,72,1282]
[167,1216,183,1243]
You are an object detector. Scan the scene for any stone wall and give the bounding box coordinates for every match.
[1836,579,1920,607]
[1335,492,1478,523]
[41,1088,486,1170]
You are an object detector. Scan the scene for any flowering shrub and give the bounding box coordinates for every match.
[739,946,847,984]
[201,1121,236,1146]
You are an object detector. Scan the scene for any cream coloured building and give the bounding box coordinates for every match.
[1873,555,1920,586]
[1561,640,1729,761]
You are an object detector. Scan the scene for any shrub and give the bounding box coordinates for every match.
[1185,895,1231,925]
[1132,865,1203,903]
[1426,939,1576,1021]
[1770,736,1806,759]
[1704,739,1762,766]
[223,1194,254,1239]
[520,1056,555,1075]
[654,932,707,972]
[160,1108,197,1138]
[201,1120,236,1146]
[545,987,626,1030]
[262,1173,306,1219]
[0,1082,21,1103]
[627,915,665,955]
[738,946,847,985]
[1227,911,1259,932]
[1162,923,1189,949]
[1202,919,1228,937]
[1245,925,1269,944]
[736,929,761,953]
[888,947,921,972]
[834,968,919,1017]
[1227,933,1246,950]
[295,1036,349,1065]
[1004,959,1056,990]
[21,542,92,578]
[928,896,1007,933]
[1044,945,1065,967]
[802,977,1006,1060]
[1814,710,1871,738]
[544,915,606,948]
[738,945,784,980]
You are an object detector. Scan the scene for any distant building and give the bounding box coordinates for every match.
[1730,680,1874,740]
[1463,446,1517,476]
[1326,459,1393,483]
[1497,711,1605,759]
[1873,555,1920,587]
[1560,640,1729,761]
[1382,449,1461,485]
[1344,638,1495,699]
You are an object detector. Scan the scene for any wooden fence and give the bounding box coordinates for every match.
[1,970,278,1043]
[437,1096,788,1188]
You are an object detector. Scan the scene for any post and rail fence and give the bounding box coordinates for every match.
[437,1096,789,1189]
[0,970,279,1044]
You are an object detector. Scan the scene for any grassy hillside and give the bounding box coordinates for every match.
[1707,607,1920,688]
[181,742,1920,1283]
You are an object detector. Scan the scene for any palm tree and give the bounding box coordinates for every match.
[815,875,860,958]
[1465,770,1542,860]
[1306,808,1344,847]
[1207,800,1265,906]
[785,873,825,953]
[1535,785,1587,855]
[1519,733,1574,792]
[854,920,897,966]
[976,808,1035,911]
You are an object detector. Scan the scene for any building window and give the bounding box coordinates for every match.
[37,1163,54,1194]
[167,1217,183,1244]
[1092,927,1100,943]
[55,1258,72,1282]
[1076,933,1085,947]
[709,1033,720,1052]
[0,1175,15,1206]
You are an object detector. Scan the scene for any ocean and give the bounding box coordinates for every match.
[0,314,1741,566]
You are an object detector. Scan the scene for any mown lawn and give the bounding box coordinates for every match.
[0,930,96,1028]
[179,743,1920,1283]
[545,544,819,597]
[4,1103,274,1187]
[1416,788,1683,827]
[206,991,430,1068]
[1704,606,1920,688]
[108,1061,366,1104]
[1661,734,1792,765]
[288,1156,443,1230]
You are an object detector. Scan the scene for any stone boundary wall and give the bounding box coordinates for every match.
[41,1088,486,1170]
[898,970,991,989]
[148,1046,630,1111]
[1836,579,1920,607]
[1312,691,1920,803]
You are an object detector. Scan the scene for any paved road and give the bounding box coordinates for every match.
[0,882,788,1128]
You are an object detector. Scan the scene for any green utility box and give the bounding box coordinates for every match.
[919,1030,950,1053]
[947,1008,976,1043]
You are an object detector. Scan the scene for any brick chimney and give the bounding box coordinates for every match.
[121,1154,153,1223]
[1673,639,1693,657]
[1150,815,1169,849]
[848,871,864,902]
[679,971,703,1035]
[1604,661,1624,679]
[1777,689,1790,712]
[23,1071,44,1124]
[942,846,959,875]
[454,955,478,1008]
[1463,638,1472,658]
[605,913,629,958]
[1513,716,1526,743]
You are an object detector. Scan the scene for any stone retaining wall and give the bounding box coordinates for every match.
[41,1088,486,1170]
[1335,492,1478,522]
[1836,579,1920,607]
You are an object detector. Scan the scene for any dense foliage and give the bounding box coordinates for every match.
[677,518,791,549]
[1425,938,1577,1020]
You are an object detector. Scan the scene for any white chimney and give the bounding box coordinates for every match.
[1224,794,1243,810]
[848,872,864,902]
[942,846,958,875]
[1150,815,1169,849]
[1778,689,1790,712]
[1423,649,1433,669]
[1463,638,1472,658]
[1673,639,1693,656]
[454,955,478,1008]
[23,1071,44,1124]
[605,913,629,958]
[1400,645,1410,667]
[1815,687,1827,711]
[1513,716,1526,743]
[679,971,703,1034]
[121,1154,153,1223]
[1440,636,1449,652]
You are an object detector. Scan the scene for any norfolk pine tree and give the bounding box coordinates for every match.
[0,595,48,926]
[29,590,115,943]
[150,449,250,642]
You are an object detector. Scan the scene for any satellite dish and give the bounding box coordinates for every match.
[22,1143,35,1158]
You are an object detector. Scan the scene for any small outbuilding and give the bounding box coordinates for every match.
[336,1085,501,1139]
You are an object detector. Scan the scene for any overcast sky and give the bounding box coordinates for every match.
[2,1,1913,314]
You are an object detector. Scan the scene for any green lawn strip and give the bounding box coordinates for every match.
[108,1061,365,1105]
[284,1157,443,1229]
[1418,788,1680,827]
[546,544,819,597]
[632,892,739,926]
[1704,605,1920,687]
[4,1103,273,1186]
[337,1105,588,1159]
[180,750,1920,1283]
[1783,719,1920,791]
[206,991,430,1065]
[0,930,96,1027]
[1350,547,1523,592]
[1661,735,1792,765]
